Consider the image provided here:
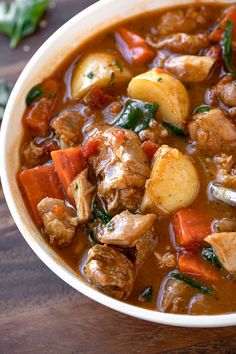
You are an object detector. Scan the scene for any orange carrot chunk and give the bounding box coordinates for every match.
[178,253,221,282]
[18,165,64,226]
[115,28,155,65]
[141,140,160,159]
[51,147,87,196]
[82,137,101,159]
[209,8,236,43]
[172,208,212,247]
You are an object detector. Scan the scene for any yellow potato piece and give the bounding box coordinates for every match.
[141,145,200,214]
[127,68,190,128]
[71,52,132,98]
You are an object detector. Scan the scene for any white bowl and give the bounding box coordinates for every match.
[1,0,236,328]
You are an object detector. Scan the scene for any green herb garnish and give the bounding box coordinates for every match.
[93,203,111,224]
[115,99,158,133]
[0,79,13,120]
[193,105,212,114]
[223,20,236,78]
[162,122,187,137]
[157,77,163,82]
[106,220,114,231]
[138,286,153,302]
[171,272,214,295]
[87,71,95,80]
[201,246,222,269]
[0,0,50,48]
[26,84,44,106]
[115,59,123,72]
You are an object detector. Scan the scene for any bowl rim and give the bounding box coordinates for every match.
[1,0,236,328]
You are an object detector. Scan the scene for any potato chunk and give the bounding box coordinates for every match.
[127,68,190,128]
[205,232,236,273]
[165,55,216,82]
[71,52,132,98]
[141,145,200,214]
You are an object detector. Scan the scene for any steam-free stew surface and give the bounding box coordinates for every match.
[18,4,236,315]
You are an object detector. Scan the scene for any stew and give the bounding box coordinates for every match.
[18,3,236,315]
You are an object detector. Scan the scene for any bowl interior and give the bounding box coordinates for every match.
[1,0,236,327]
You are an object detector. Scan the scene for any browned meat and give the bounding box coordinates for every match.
[84,244,135,300]
[98,210,156,267]
[214,153,236,188]
[188,109,236,152]
[157,7,210,35]
[213,217,236,233]
[158,278,188,313]
[206,76,236,108]
[21,141,44,168]
[70,169,96,224]
[37,197,79,247]
[89,127,150,213]
[147,33,209,55]
[51,111,83,148]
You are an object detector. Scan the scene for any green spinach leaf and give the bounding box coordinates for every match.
[0,0,50,48]
[171,272,214,295]
[0,79,13,120]
[93,203,112,224]
[223,20,236,78]
[193,105,212,114]
[26,84,44,106]
[115,99,158,133]
[162,122,187,137]
[201,246,222,269]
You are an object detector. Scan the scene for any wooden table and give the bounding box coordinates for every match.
[1,1,236,353]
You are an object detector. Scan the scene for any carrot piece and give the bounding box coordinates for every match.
[178,253,220,282]
[111,129,126,144]
[18,165,64,226]
[209,8,236,43]
[172,208,212,247]
[82,137,101,159]
[141,140,160,159]
[51,147,87,196]
[115,28,155,65]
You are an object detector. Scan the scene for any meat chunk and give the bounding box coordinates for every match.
[51,111,83,149]
[37,197,78,247]
[21,141,43,168]
[214,153,236,187]
[188,109,236,152]
[158,278,188,313]
[84,244,135,300]
[213,217,236,233]
[157,7,210,35]
[147,33,209,55]
[205,232,236,273]
[206,75,236,107]
[70,169,96,224]
[98,211,156,267]
[89,127,150,213]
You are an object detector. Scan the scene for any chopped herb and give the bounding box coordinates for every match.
[93,203,111,224]
[138,286,153,302]
[193,105,212,114]
[48,90,57,99]
[162,122,187,137]
[87,71,95,80]
[115,99,158,133]
[0,79,13,120]
[107,71,115,87]
[171,272,214,295]
[115,59,123,72]
[157,77,163,82]
[201,246,222,269]
[74,183,78,191]
[26,84,44,106]
[0,0,50,48]
[106,220,114,231]
[223,20,236,78]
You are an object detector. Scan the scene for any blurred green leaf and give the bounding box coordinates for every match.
[0,0,50,48]
[0,79,13,121]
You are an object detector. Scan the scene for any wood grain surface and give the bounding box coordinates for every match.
[1,1,236,353]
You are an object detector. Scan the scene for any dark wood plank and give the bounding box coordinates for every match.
[1,1,236,353]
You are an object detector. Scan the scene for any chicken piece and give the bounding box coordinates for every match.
[37,197,79,247]
[155,251,176,268]
[188,109,236,152]
[213,217,236,233]
[206,75,236,108]
[147,33,209,55]
[89,127,150,213]
[165,55,216,83]
[158,278,188,313]
[21,141,44,168]
[157,7,210,35]
[214,153,236,187]
[70,169,96,224]
[84,244,135,300]
[205,232,236,273]
[98,210,156,267]
[51,111,83,149]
